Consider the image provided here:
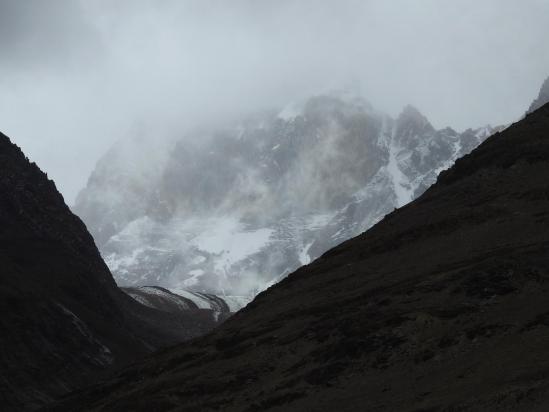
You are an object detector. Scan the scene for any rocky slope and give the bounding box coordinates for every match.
[0,133,231,411]
[74,92,500,297]
[50,102,549,411]
[528,76,549,114]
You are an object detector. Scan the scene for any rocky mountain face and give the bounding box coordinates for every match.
[51,102,549,411]
[528,76,549,114]
[74,92,499,297]
[0,133,231,411]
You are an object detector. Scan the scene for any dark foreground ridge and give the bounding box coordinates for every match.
[0,134,224,411]
[49,103,549,411]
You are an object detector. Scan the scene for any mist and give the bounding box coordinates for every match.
[0,0,548,203]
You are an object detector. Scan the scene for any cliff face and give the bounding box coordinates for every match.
[0,133,223,411]
[527,76,549,114]
[52,103,549,411]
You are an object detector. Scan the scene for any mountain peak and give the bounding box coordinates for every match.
[527,76,549,114]
[400,104,423,116]
[395,104,435,136]
[399,104,429,121]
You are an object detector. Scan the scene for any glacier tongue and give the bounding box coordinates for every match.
[122,286,252,323]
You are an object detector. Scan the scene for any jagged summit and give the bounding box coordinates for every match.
[73,93,496,297]
[397,104,429,123]
[394,104,435,140]
[527,76,549,114]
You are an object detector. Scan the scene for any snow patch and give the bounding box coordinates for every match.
[193,216,273,275]
[278,102,302,121]
[387,142,414,208]
[475,125,492,139]
[183,269,205,287]
[170,288,217,309]
[298,241,314,265]
[221,295,252,312]
[135,286,194,310]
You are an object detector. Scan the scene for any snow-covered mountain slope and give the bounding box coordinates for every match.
[74,92,501,297]
[527,76,549,115]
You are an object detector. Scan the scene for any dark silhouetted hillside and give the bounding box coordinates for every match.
[0,133,225,411]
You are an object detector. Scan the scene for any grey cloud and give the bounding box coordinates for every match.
[0,0,548,202]
[0,0,101,70]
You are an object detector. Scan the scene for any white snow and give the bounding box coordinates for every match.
[298,241,314,265]
[183,269,205,287]
[170,288,216,309]
[434,137,463,175]
[387,142,414,208]
[306,213,336,230]
[475,125,492,139]
[126,293,155,308]
[193,216,273,275]
[171,289,251,313]
[136,286,194,310]
[126,287,250,314]
[221,295,253,312]
[104,247,145,275]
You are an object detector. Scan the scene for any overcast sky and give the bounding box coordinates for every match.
[1,0,548,203]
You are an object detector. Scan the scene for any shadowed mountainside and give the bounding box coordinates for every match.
[0,133,227,411]
[50,103,549,411]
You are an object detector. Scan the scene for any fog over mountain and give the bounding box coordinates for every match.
[75,91,504,297]
[4,2,549,411]
[1,0,549,202]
